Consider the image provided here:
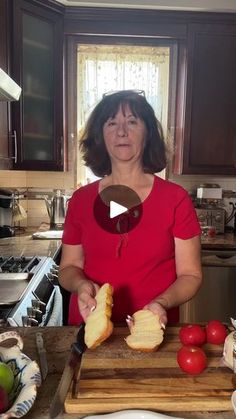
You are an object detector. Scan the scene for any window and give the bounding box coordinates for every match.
[77,44,171,184]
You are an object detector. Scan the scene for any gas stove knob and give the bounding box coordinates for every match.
[27,307,43,323]
[22,316,38,327]
[50,268,58,276]
[214,214,222,222]
[47,272,59,285]
[51,264,59,273]
[32,299,46,314]
[47,272,57,279]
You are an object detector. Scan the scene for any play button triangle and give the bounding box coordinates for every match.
[110,201,128,219]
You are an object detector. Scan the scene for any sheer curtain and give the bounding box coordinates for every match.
[77,44,170,184]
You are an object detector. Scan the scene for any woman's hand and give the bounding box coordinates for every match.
[126,300,167,331]
[143,300,167,328]
[77,279,100,321]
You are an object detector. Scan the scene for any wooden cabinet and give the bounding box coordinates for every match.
[0,0,12,169]
[11,0,65,171]
[173,23,236,175]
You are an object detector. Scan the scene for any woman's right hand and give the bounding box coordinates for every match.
[77,279,100,321]
[144,300,167,329]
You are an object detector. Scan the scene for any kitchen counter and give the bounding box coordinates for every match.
[201,232,236,250]
[0,326,235,419]
[1,228,236,258]
[0,227,61,259]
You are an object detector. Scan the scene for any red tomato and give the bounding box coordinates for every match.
[179,324,206,346]
[205,320,228,344]
[177,345,207,375]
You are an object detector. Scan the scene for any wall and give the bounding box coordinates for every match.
[0,169,75,228]
[170,174,236,195]
[0,170,75,190]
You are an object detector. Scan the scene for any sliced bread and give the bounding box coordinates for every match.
[84,283,114,349]
[125,309,164,352]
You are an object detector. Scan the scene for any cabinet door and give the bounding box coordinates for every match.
[0,0,12,169]
[11,0,64,171]
[174,24,236,175]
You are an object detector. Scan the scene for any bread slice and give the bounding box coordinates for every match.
[84,283,114,349]
[125,309,164,352]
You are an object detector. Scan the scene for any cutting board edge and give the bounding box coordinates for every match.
[64,396,233,414]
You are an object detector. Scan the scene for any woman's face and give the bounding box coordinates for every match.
[103,105,147,165]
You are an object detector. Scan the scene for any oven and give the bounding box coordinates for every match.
[0,255,62,327]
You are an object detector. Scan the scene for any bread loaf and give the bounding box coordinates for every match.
[125,309,164,352]
[84,283,114,349]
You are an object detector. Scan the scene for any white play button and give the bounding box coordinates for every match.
[93,184,142,234]
[110,200,128,219]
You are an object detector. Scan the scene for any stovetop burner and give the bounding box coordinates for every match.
[0,256,41,273]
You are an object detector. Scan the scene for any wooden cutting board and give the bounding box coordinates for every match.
[65,325,234,414]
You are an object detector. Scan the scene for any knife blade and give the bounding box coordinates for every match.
[49,323,86,419]
[36,332,48,381]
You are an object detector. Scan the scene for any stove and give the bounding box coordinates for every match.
[0,255,62,327]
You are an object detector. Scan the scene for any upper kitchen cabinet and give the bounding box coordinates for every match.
[0,0,11,169]
[174,23,236,175]
[11,0,65,171]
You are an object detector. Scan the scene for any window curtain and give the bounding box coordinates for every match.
[77,44,170,184]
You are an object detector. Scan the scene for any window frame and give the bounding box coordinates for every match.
[65,35,179,185]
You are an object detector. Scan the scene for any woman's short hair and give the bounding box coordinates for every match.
[79,90,167,177]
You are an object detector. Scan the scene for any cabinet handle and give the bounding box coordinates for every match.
[60,135,63,167]
[11,130,17,163]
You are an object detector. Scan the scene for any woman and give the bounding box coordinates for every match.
[59,90,202,327]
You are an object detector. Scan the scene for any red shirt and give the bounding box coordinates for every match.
[62,176,201,325]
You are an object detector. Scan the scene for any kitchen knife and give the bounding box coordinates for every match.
[49,323,86,419]
[36,332,48,381]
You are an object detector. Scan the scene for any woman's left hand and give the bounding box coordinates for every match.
[143,300,167,328]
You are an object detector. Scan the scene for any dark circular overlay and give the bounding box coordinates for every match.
[93,185,143,234]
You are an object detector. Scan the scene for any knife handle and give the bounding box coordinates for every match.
[75,322,86,355]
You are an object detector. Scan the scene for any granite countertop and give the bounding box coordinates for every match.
[1,228,236,259]
[201,232,236,250]
[0,226,61,259]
